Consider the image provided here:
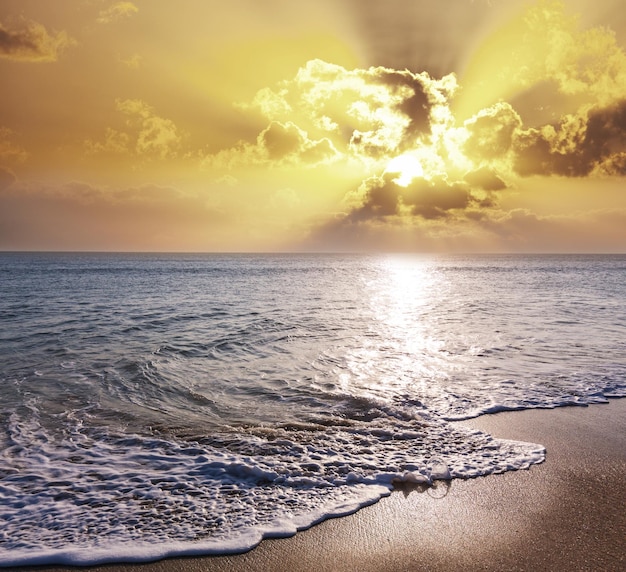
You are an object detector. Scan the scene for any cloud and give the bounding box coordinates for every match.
[117,99,182,158]
[277,22,626,244]
[86,100,182,159]
[84,127,130,155]
[0,129,21,195]
[474,207,626,252]
[464,167,507,191]
[535,4,626,107]
[203,57,467,202]
[205,120,340,169]
[0,19,74,62]
[226,3,626,181]
[0,180,194,208]
[304,203,626,254]
[514,100,626,177]
[463,102,522,165]
[240,59,458,161]
[97,2,139,25]
[0,180,225,251]
[260,121,305,160]
[0,127,28,163]
[259,121,340,164]
[0,167,15,191]
[456,0,626,119]
[193,2,626,252]
[341,171,492,225]
[119,53,142,69]
[207,35,626,253]
[231,61,520,245]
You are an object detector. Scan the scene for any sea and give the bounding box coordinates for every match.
[0,252,624,567]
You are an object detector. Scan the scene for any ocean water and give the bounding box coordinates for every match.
[0,253,624,566]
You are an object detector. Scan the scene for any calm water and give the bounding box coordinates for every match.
[1,253,625,566]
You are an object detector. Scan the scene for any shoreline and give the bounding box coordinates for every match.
[19,399,626,572]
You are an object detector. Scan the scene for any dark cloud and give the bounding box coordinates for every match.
[345,173,477,224]
[371,68,433,150]
[402,176,472,219]
[585,101,626,175]
[259,122,306,160]
[0,20,74,62]
[514,100,626,177]
[514,129,575,177]
[464,167,507,191]
[595,152,626,176]
[349,175,400,220]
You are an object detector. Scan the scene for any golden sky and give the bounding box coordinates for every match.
[1,0,625,252]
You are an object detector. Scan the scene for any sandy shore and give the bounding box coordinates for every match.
[21,399,626,572]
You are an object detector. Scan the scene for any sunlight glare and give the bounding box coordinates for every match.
[338,256,449,403]
[385,154,424,187]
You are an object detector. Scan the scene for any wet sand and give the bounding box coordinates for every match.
[22,399,626,572]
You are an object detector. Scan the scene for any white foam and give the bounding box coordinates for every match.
[0,402,545,568]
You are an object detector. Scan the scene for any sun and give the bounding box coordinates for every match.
[384,153,424,187]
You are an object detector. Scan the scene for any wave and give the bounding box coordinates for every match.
[1,252,625,566]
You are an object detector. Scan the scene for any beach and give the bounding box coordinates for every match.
[21,398,625,572]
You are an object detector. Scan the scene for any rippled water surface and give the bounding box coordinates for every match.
[1,253,624,566]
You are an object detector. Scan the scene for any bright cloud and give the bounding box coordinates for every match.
[86,100,183,160]
[97,2,139,25]
[242,58,458,162]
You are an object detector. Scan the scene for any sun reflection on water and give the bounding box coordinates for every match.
[337,255,453,403]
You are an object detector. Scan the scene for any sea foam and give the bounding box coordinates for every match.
[0,397,544,567]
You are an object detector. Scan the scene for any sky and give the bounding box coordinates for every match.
[1,0,625,253]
